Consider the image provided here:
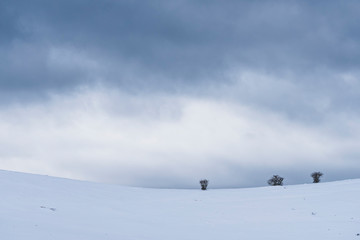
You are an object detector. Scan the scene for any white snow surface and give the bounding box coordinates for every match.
[1,170,359,240]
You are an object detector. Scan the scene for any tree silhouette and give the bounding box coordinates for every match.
[267,175,284,186]
[199,179,209,190]
[311,172,323,183]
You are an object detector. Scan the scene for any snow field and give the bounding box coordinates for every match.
[0,170,359,240]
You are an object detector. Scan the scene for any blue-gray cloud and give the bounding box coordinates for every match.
[2,0,360,92]
[1,0,360,188]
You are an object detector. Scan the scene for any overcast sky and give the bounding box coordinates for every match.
[1,0,360,188]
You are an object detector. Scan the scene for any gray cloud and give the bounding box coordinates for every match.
[2,1,360,91]
[1,1,360,187]
[1,88,359,188]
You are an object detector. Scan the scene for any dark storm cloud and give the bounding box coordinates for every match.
[1,0,360,94]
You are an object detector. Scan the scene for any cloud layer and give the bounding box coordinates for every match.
[1,88,359,188]
[1,0,360,187]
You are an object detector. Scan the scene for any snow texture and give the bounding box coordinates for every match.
[0,170,359,239]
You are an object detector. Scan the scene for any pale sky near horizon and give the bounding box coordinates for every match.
[1,0,360,188]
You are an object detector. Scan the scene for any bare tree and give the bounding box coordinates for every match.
[199,179,209,190]
[311,172,323,183]
[267,175,284,186]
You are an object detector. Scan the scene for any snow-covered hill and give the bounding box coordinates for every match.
[1,169,359,240]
